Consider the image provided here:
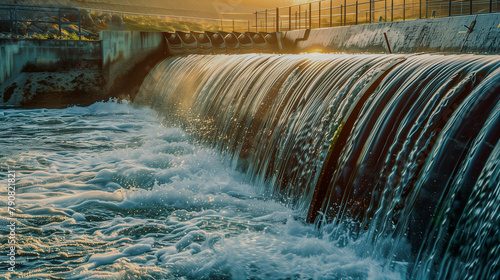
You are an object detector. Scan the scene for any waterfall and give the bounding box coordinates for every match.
[136,53,500,279]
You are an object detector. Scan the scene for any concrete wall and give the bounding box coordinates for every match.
[0,39,102,85]
[100,31,167,99]
[3,14,500,107]
[101,31,165,82]
[283,13,500,54]
[0,31,167,107]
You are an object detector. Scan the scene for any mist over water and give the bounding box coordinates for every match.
[0,101,403,279]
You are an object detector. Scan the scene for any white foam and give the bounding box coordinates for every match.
[1,101,405,279]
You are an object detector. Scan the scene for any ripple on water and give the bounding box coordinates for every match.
[0,101,404,280]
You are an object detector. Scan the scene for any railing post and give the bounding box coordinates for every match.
[59,8,62,39]
[289,6,292,30]
[449,0,452,16]
[490,0,493,12]
[221,18,223,31]
[470,0,472,14]
[341,5,343,26]
[248,20,250,32]
[385,0,387,21]
[403,0,406,20]
[319,1,321,28]
[305,9,307,28]
[309,3,312,29]
[297,5,302,29]
[78,9,82,40]
[330,0,333,27]
[232,20,235,31]
[420,0,422,19]
[344,0,347,25]
[265,9,268,32]
[392,0,394,21]
[356,1,358,24]
[9,6,13,37]
[276,7,280,32]
[369,0,372,23]
[14,5,18,39]
[426,0,428,17]
[296,11,298,29]
[255,12,258,32]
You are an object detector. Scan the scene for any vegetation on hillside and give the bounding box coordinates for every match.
[0,8,223,41]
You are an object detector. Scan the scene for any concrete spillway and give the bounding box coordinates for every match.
[3,13,500,107]
[1,10,500,280]
[136,53,500,279]
[165,31,282,55]
[282,13,500,54]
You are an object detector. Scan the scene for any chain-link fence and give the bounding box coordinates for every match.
[255,0,500,32]
[0,4,253,40]
[0,4,83,40]
[2,0,496,40]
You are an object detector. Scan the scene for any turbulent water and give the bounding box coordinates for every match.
[1,53,499,280]
[136,53,500,279]
[0,101,403,279]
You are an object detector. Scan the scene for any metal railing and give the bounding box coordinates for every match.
[0,4,253,39]
[102,10,252,33]
[254,0,500,32]
[3,0,496,38]
[0,4,82,40]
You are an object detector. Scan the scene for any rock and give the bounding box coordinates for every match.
[72,213,87,222]
[0,22,10,33]
[62,24,79,33]
[63,12,79,23]
[81,9,95,28]
[46,23,61,35]
[45,32,59,39]
[31,23,61,36]
[95,12,112,23]
[27,24,44,33]
[14,22,27,35]
[32,23,47,32]
[62,24,90,38]
[111,14,123,26]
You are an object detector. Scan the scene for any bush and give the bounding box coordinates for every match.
[111,14,123,26]
[66,32,79,40]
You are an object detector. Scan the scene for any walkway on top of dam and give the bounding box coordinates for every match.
[2,0,500,40]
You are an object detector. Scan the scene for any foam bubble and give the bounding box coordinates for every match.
[0,101,405,279]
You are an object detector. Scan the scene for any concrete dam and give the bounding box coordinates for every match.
[2,6,500,279]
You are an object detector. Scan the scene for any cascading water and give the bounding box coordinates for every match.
[136,53,500,279]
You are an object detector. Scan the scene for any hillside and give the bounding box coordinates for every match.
[4,0,220,18]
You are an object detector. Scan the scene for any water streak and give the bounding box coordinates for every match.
[137,53,500,278]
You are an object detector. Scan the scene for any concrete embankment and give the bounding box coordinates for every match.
[100,31,166,100]
[0,31,166,107]
[282,13,500,54]
[3,13,500,107]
